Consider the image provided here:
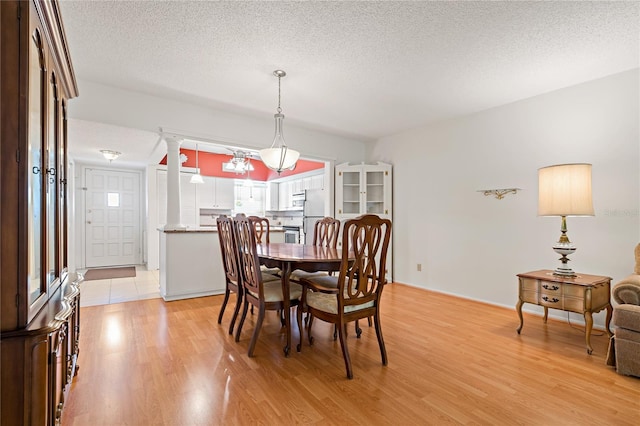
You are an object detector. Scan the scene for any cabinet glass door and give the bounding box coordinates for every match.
[28,28,46,306]
[365,171,385,214]
[341,171,361,214]
[46,72,59,288]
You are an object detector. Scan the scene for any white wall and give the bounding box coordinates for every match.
[368,69,640,327]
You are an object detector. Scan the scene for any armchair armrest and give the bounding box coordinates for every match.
[300,276,339,294]
[613,276,640,305]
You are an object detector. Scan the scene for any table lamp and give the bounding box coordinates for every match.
[538,163,594,277]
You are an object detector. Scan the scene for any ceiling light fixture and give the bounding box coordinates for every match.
[190,144,204,184]
[259,70,299,174]
[100,149,121,162]
[222,151,255,174]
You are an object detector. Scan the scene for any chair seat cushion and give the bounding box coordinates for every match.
[260,265,281,276]
[303,275,339,289]
[290,269,331,282]
[306,290,374,314]
[261,272,281,283]
[248,281,302,303]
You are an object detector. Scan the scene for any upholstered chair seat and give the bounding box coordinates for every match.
[607,243,640,378]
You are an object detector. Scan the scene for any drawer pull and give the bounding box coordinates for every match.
[542,296,559,303]
[542,284,559,291]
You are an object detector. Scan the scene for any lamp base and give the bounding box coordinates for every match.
[552,242,577,277]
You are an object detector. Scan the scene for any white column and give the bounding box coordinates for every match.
[164,135,186,230]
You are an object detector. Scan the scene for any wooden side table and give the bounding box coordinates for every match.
[516,270,613,354]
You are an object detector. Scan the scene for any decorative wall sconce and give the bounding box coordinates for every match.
[478,188,521,200]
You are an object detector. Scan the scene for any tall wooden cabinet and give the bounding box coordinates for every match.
[1,1,81,424]
[335,162,393,280]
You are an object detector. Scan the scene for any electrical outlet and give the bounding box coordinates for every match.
[417,263,422,272]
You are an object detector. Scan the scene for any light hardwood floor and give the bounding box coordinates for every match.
[62,283,639,425]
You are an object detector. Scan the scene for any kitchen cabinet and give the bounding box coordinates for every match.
[335,162,393,281]
[157,171,234,226]
[266,182,279,211]
[1,1,81,424]
[279,181,292,210]
[310,174,324,190]
[198,176,234,210]
[274,173,323,211]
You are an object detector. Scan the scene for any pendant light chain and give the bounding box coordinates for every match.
[277,74,282,114]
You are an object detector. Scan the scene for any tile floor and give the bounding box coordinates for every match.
[78,265,161,307]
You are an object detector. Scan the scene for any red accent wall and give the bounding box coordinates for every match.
[159,149,323,181]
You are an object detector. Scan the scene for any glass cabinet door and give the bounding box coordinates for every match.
[46,72,59,289]
[27,27,46,307]
[340,170,361,214]
[364,170,385,214]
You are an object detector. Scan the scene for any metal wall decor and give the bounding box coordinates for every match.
[478,188,521,200]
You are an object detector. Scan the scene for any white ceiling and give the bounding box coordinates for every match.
[60,0,639,161]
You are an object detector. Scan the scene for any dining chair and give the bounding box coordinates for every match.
[248,215,281,277]
[248,216,270,243]
[215,215,244,335]
[234,213,303,357]
[291,217,341,282]
[297,214,392,379]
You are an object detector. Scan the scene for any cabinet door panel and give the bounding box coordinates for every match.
[46,70,59,289]
[27,25,47,310]
[215,178,234,209]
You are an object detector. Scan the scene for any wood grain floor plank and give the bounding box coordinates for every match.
[62,284,639,425]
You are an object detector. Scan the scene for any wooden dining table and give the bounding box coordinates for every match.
[256,242,346,356]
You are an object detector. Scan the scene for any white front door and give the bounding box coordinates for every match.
[85,168,141,267]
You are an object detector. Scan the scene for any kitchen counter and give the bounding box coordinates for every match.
[158,229,225,301]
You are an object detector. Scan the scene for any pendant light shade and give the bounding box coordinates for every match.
[260,70,299,174]
[190,144,204,184]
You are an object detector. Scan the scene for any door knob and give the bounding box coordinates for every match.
[86,221,91,224]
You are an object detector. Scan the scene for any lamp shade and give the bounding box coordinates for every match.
[260,113,299,172]
[190,169,204,184]
[259,147,299,171]
[538,163,594,216]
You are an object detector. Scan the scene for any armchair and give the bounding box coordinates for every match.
[607,243,640,377]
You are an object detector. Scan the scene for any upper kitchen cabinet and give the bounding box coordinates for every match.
[266,182,279,211]
[197,176,234,210]
[335,162,392,219]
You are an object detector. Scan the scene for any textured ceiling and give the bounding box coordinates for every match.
[60,0,639,144]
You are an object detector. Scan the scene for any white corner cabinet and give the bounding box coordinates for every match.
[335,162,393,281]
[335,162,392,218]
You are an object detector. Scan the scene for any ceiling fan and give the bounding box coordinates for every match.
[222,149,255,174]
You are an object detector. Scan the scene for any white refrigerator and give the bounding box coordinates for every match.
[302,189,324,244]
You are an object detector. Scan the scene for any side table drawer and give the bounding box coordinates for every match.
[540,294,562,308]
[540,282,561,294]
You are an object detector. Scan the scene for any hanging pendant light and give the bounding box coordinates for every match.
[190,143,204,184]
[259,70,300,174]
